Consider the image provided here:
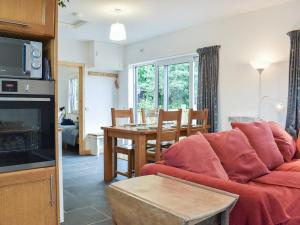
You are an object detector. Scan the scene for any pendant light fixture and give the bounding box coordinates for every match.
[109,9,127,41]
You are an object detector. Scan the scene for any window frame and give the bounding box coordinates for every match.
[133,54,198,118]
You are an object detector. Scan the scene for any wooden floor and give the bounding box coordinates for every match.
[61,149,126,225]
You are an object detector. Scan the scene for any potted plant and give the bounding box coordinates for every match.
[58,0,70,8]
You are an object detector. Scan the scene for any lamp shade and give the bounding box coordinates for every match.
[109,22,127,41]
[251,60,271,70]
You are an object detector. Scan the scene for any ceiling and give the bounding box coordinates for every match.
[58,0,293,45]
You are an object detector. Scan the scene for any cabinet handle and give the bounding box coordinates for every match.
[50,174,55,207]
[0,19,28,27]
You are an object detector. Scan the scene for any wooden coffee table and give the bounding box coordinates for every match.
[107,174,238,225]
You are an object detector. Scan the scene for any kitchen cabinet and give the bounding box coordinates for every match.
[0,167,58,225]
[0,0,56,38]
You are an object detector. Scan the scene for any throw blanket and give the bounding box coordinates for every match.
[141,163,300,225]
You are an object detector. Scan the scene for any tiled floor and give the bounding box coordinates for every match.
[62,149,126,225]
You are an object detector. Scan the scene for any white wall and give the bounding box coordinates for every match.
[88,41,124,71]
[58,30,121,136]
[85,75,118,134]
[58,37,90,65]
[120,0,300,130]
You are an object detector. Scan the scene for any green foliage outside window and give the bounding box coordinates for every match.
[136,63,190,110]
[136,65,155,110]
[167,63,189,109]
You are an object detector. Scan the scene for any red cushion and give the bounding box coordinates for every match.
[162,134,229,180]
[204,129,269,183]
[231,121,284,169]
[268,121,296,162]
[275,159,300,172]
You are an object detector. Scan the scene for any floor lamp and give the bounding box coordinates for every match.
[251,60,271,119]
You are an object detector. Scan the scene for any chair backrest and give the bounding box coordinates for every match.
[187,108,208,136]
[111,108,134,127]
[155,109,182,161]
[140,108,159,124]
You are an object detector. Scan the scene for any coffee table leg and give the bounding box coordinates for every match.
[112,216,117,225]
[134,135,146,176]
[104,130,113,182]
[221,209,230,225]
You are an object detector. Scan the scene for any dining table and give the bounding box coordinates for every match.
[101,124,209,182]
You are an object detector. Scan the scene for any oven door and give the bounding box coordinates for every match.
[0,95,55,172]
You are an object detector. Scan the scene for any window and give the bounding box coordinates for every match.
[133,55,198,117]
[68,78,79,113]
[167,63,190,110]
[135,64,155,110]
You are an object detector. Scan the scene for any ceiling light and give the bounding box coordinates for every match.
[109,9,127,41]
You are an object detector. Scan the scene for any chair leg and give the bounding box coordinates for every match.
[113,151,118,178]
[127,152,132,178]
[113,138,118,178]
[131,151,135,174]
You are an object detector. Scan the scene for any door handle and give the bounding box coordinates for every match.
[50,174,55,207]
[0,19,28,27]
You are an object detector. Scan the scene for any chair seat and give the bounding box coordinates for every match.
[146,141,174,149]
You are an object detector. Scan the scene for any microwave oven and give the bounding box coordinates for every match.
[0,37,43,79]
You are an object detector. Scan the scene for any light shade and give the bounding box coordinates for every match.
[275,102,284,112]
[251,60,271,70]
[109,22,126,41]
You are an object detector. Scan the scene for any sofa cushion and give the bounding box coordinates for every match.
[162,134,229,180]
[204,129,269,183]
[231,121,284,169]
[268,121,296,162]
[275,159,300,172]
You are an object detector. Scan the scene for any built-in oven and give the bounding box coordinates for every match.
[0,79,55,173]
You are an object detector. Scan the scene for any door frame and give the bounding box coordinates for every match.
[58,61,88,155]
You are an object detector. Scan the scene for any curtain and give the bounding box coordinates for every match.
[286,30,300,138]
[197,45,220,132]
[68,78,79,113]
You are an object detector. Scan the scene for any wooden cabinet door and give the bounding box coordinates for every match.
[0,167,58,225]
[0,0,55,38]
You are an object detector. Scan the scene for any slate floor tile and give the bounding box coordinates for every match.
[88,219,113,225]
[61,149,127,225]
[63,206,108,225]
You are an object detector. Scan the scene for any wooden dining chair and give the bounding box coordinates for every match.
[140,108,159,124]
[146,109,182,162]
[111,108,135,178]
[187,108,209,136]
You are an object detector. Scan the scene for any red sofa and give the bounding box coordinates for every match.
[141,130,300,225]
[142,163,300,225]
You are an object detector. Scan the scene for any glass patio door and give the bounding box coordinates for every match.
[134,55,198,122]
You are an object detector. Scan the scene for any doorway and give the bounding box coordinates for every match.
[58,61,87,155]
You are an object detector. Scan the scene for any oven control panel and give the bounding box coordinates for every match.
[0,79,54,95]
[2,80,18,92]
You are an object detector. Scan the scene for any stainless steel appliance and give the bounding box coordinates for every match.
[0,79,55,172]
[0,37,43,79]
